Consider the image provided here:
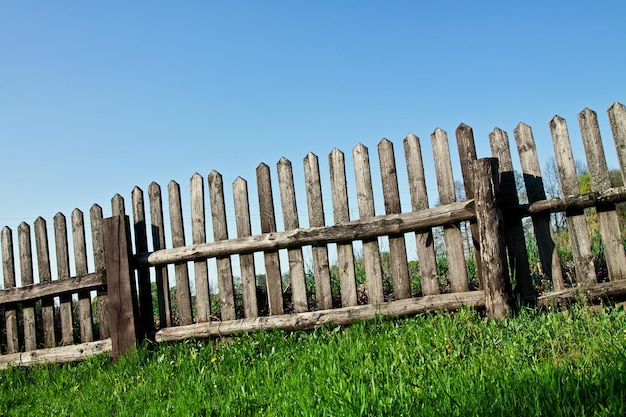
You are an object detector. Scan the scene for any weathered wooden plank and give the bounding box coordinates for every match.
[208,171,236,320]
[0,272,105,305]
[528,186,626,214]
[378,139,411,300]
[607,102,626,184]
[431,128,469,292]
[536,279,626,307]
[550,116,596,284]
[304,153,333,309]
[233,177,259,318]
[34,217,56,347]
[18,222,37,351]
[403,134,439,296]
[54,213,74,346]
[578,108,626,281]
[513,123,565,290]
[132,187,156,334]
[0,339,112,369]
[2,227,19,353]
[72,209,94,343]
[328,148,358,307]
[90,205,109,339]
[168,181,193,325]
[474,158,514,318]
[155,291,486,342]
[353,143,384,303]
[190,173,210,322]
[148,182,172,328]
[256,163,284,315]
[489,128,533,298]
[277,158,308,313]
[111,194,125,217]
[140,200,477,266]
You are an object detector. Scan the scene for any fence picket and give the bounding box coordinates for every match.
[54,213,74,346]
[233,177,259,318]
[277,158,308,313]
[18,223,37,351]
[256,163,284,315]
[34,217,56,347]
[2,227,19,353]
[71,210,94,343]
[131,188,155,335]
[431,128,469,292]
[403,134,439,296]
[329,148,358,306]
[378,139,411,300]
[608,102,626,183]
[90,205,109,339]
[168,181,193,325]
[190,173,211,322]
[148,182,172,328]
[578,108,626,281]
[208,171,236,321]
[550,116,597,284]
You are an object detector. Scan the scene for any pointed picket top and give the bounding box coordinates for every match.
[72,207,84,219]
[608,101,626,182]
[378,137,393,148]
[233,176,247,188]
[148,181,161,192]
[191,172,203,183]
[132,185,143,195]
[111,194,125,217]
[168,179,180,189]
[53,212,66,223]
[329,147,344,159]
[34,216,46,229]
[432,127,447,138]
[277,156,292,170]
[353,142,369,155]
[303,151,319,170]
[256,161,270,173]
[456,122,473,137]
[208,169,222,185]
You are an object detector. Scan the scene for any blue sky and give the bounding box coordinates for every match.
[1,0,625,234]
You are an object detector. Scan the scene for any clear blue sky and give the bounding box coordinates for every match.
[2,0,625,233]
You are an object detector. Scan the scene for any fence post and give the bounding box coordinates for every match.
[103,215,141,361]
[474,158,515,318]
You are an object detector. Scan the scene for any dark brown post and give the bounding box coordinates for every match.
[103,215,141,361]
[474,158,515,318]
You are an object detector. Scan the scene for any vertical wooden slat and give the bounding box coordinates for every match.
[513,123,565,291]
[403,134,439,296]
[455,124,484,288]
[90,205,109,339]
[111,194,126,217]
[54,213,74,346]
[328,148,358,307]
[168,181,193,325]
[304,153,333,310]
[34,217,56,347]
[208,171,236,321]
[353,143,384,303]
[190,173,211,322]
[489,128,534,298]
[277,158,308,313]
[256,163,284,315]
[132,187,155,336]
[607,102,626,184]
[550,116,597,284]
[148,182,172,328]
[2,227,19,353]
[71,210,94,343]
[578,108,626,281]
[233,177,259,318]
[431,128,469,293]
[378,139,411,300]
[18,222,37,351]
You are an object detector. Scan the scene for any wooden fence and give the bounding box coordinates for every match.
[2,102,626,367]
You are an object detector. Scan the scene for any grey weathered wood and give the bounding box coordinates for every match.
[72,209,94,343]
[513,123,565,290]
[2,227,19,353]
[190,173,210,322]
[132,187,155,335]
[489,128,533,298]
[148,182,172,328]
[608,102,626,184]
[256,163,284,315]
[34,217,56,347]
[353,143,384,303]
[155,290,485,342]
[403,134,439,296]
[18,222,37,351]
[90,205,109,339]
[304,153,333,309]
[103,215,139,361]
[277,158,308,313]
[378,139,411,300]
[431,128,469,292]
[140,200,477,266]
[529,186,626,214]
[168,181,193,325]
[0,339,112,369]
[455,124,484,288]
[578,108,626,281]
[536,279,626,307]
[550,116,597,283]
[233,177,259,318]
[54,213,74,346]
[0,272,105,305]
[208,170,236,320]
[111,194,125,217]
[474,158,514,318]
[328,148,358,307]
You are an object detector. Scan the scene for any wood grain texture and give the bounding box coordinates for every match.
[54,213,74,346]
[18,222,37,350]
[608,102,626,184]
[168,181,193,325]
[132,187,156,334]
[0,339,112,370]
[148,182,172,328]
[90,205,109,339]
[34,217,56,347]
[2,227,19,353]
[72,209,94,343]
[190,173,211,322]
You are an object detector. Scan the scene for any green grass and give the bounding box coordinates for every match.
[1,304,625,416]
